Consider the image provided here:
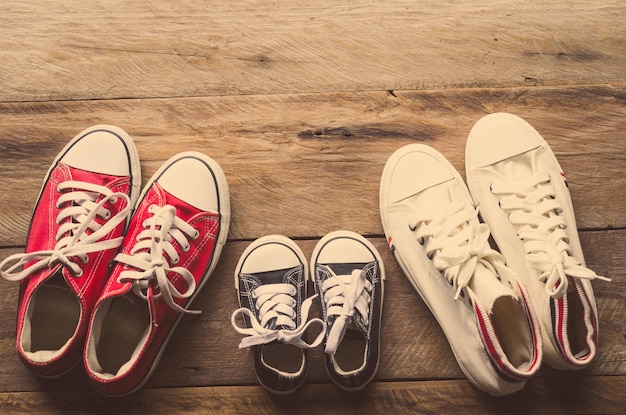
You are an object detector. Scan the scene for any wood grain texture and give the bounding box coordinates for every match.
[0,85,624,246]
[0,376,624,415]
[0,1,624,101]
[0,0,624,413]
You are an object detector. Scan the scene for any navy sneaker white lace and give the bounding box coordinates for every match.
[465,112,610,370]
[310,230,385,391]
[380,144,542,396]
[231,235,325,394]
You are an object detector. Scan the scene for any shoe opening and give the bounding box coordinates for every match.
[21,272,80,362]
[567,285,591,359]
[491,296,533,369]
[333,325,367,374]
[262,343,305,375]
[87,295,150,378]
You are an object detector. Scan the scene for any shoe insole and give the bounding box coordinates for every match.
[491,296,533,368]
[263,342,303,374]
[29,279,80,353]
[334,325,366,373]
[95,296,150,376]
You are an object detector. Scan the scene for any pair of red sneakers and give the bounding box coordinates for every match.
[0,126,230,396]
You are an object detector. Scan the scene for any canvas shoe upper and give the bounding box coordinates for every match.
[465,113,610,370]
[380,144,542,396]
[310,230,385,391]
[0,125,140,377]
[84,151,230,396]
[231,235,325,394]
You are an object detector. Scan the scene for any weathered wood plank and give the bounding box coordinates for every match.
[1,228,622,393]
[0,377,624,415]
[0,1,624,101]
[1,0,622,412]
[0,85,624,246]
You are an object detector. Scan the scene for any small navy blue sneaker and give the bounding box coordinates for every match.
[231,235,325,394]
[310,231,385,391]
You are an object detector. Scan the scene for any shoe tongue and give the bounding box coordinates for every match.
[492,151,535,178]
[63,164,113,188]
[261,267,301,331]
[347,317,367,337]
[468,263,517,313]
[46,269,71,289]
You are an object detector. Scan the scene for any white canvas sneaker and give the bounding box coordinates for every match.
[380,144,542,396]
[465,113,610,370]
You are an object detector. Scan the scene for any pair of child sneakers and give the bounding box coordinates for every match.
[231,232,385,394]
[380,113,609,396]
[0,125,230,397]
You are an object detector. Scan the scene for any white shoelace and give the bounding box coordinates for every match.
[115,204,201,314]
[0,180,131,282]
[410,204,510,300]
[231,283,325,349]
[491,173,610,298]
[319,266,371,356]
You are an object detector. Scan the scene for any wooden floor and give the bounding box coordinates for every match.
[1,1,625,414]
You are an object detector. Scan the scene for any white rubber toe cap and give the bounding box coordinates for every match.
[157,154,221,212]
[239,235,305,274]
[385,144,455,204]
[466,113,544,168]
[63,126,133,176]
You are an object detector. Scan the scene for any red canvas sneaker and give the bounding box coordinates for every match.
[84,151,230,396]
[0,125,140,377]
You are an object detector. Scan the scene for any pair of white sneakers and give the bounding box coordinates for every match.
[379,113,609,395]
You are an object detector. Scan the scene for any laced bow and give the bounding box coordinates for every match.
[231,283,325,349]
[410,205,507,300]
[319,266,371,356]
[0,181,131,282]
[491,173,609,298]
[115,204,201,314]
